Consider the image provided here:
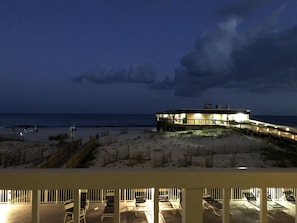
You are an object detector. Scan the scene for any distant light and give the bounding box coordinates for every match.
[238,166,248,170]
[286,127,290,131]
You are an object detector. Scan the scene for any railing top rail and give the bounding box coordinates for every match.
[1,168,297,190]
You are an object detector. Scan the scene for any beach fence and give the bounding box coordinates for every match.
[99,145,174,167]
[0,145,49,168]
[97,137,263,168]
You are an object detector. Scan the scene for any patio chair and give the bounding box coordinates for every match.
[135,189,147,206]
[101,191,115,221]
[159,188,169,202]
[63,199,88,223]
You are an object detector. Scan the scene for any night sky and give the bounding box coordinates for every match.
[1,0,297,115]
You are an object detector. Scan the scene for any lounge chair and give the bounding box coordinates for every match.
[158,189,178,215]
[202,194,222,216]
[283,190,296,202]
[243,190,286,211]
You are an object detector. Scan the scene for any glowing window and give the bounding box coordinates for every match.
[234,113,247,122]
[180,113,186,119]
[194,113,201,118]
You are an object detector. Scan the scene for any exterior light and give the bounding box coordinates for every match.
[238,166,248,170]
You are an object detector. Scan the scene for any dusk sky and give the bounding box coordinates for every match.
[1,0,297,115]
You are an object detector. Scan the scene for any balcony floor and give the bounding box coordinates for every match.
[0,201,295,223]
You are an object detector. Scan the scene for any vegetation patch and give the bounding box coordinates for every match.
[48,133,69,144]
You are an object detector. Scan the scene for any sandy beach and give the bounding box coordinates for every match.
[0,126,287,169]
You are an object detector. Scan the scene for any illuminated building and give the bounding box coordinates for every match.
[155,104,250,131]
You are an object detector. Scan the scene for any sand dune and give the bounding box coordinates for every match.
[0,127,280,168]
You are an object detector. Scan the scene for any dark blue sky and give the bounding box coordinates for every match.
[1,0,297,115]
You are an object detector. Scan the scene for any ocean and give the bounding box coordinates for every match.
[250,115,297,128]
[0,113,156,128]
[0,113,296,129]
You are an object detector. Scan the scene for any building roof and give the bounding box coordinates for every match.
[156,108,251,115]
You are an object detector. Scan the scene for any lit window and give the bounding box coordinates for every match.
[234,113,246,122]
[194,113,201,118]
[180,113,186,119]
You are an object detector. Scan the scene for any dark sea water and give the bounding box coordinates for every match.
[0,113,296,128]
[250,115,297,128]
[0,113,156,128]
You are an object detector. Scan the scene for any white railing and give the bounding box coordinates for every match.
[1,168,297,223]
[157,117,297,141]
[1,187,293,204]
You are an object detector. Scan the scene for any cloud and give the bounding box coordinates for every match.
[232,26,297,92]
[73,64,156,84]
[216,0,269,18]
[163,4,297,97]
[151,75,175,91]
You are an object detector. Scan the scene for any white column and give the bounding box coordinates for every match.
[222,188,231,223]
[260,188,268,223]
[154,188,159,223]
[73,189,81,223]
[295,189,297,223]
[55,189,58,204]
[181,188,203,223]
[44,189,48,202]
[114,189,120,223]
[32,189,40,223]
[101,189,104,203]
[123,189,126,202]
